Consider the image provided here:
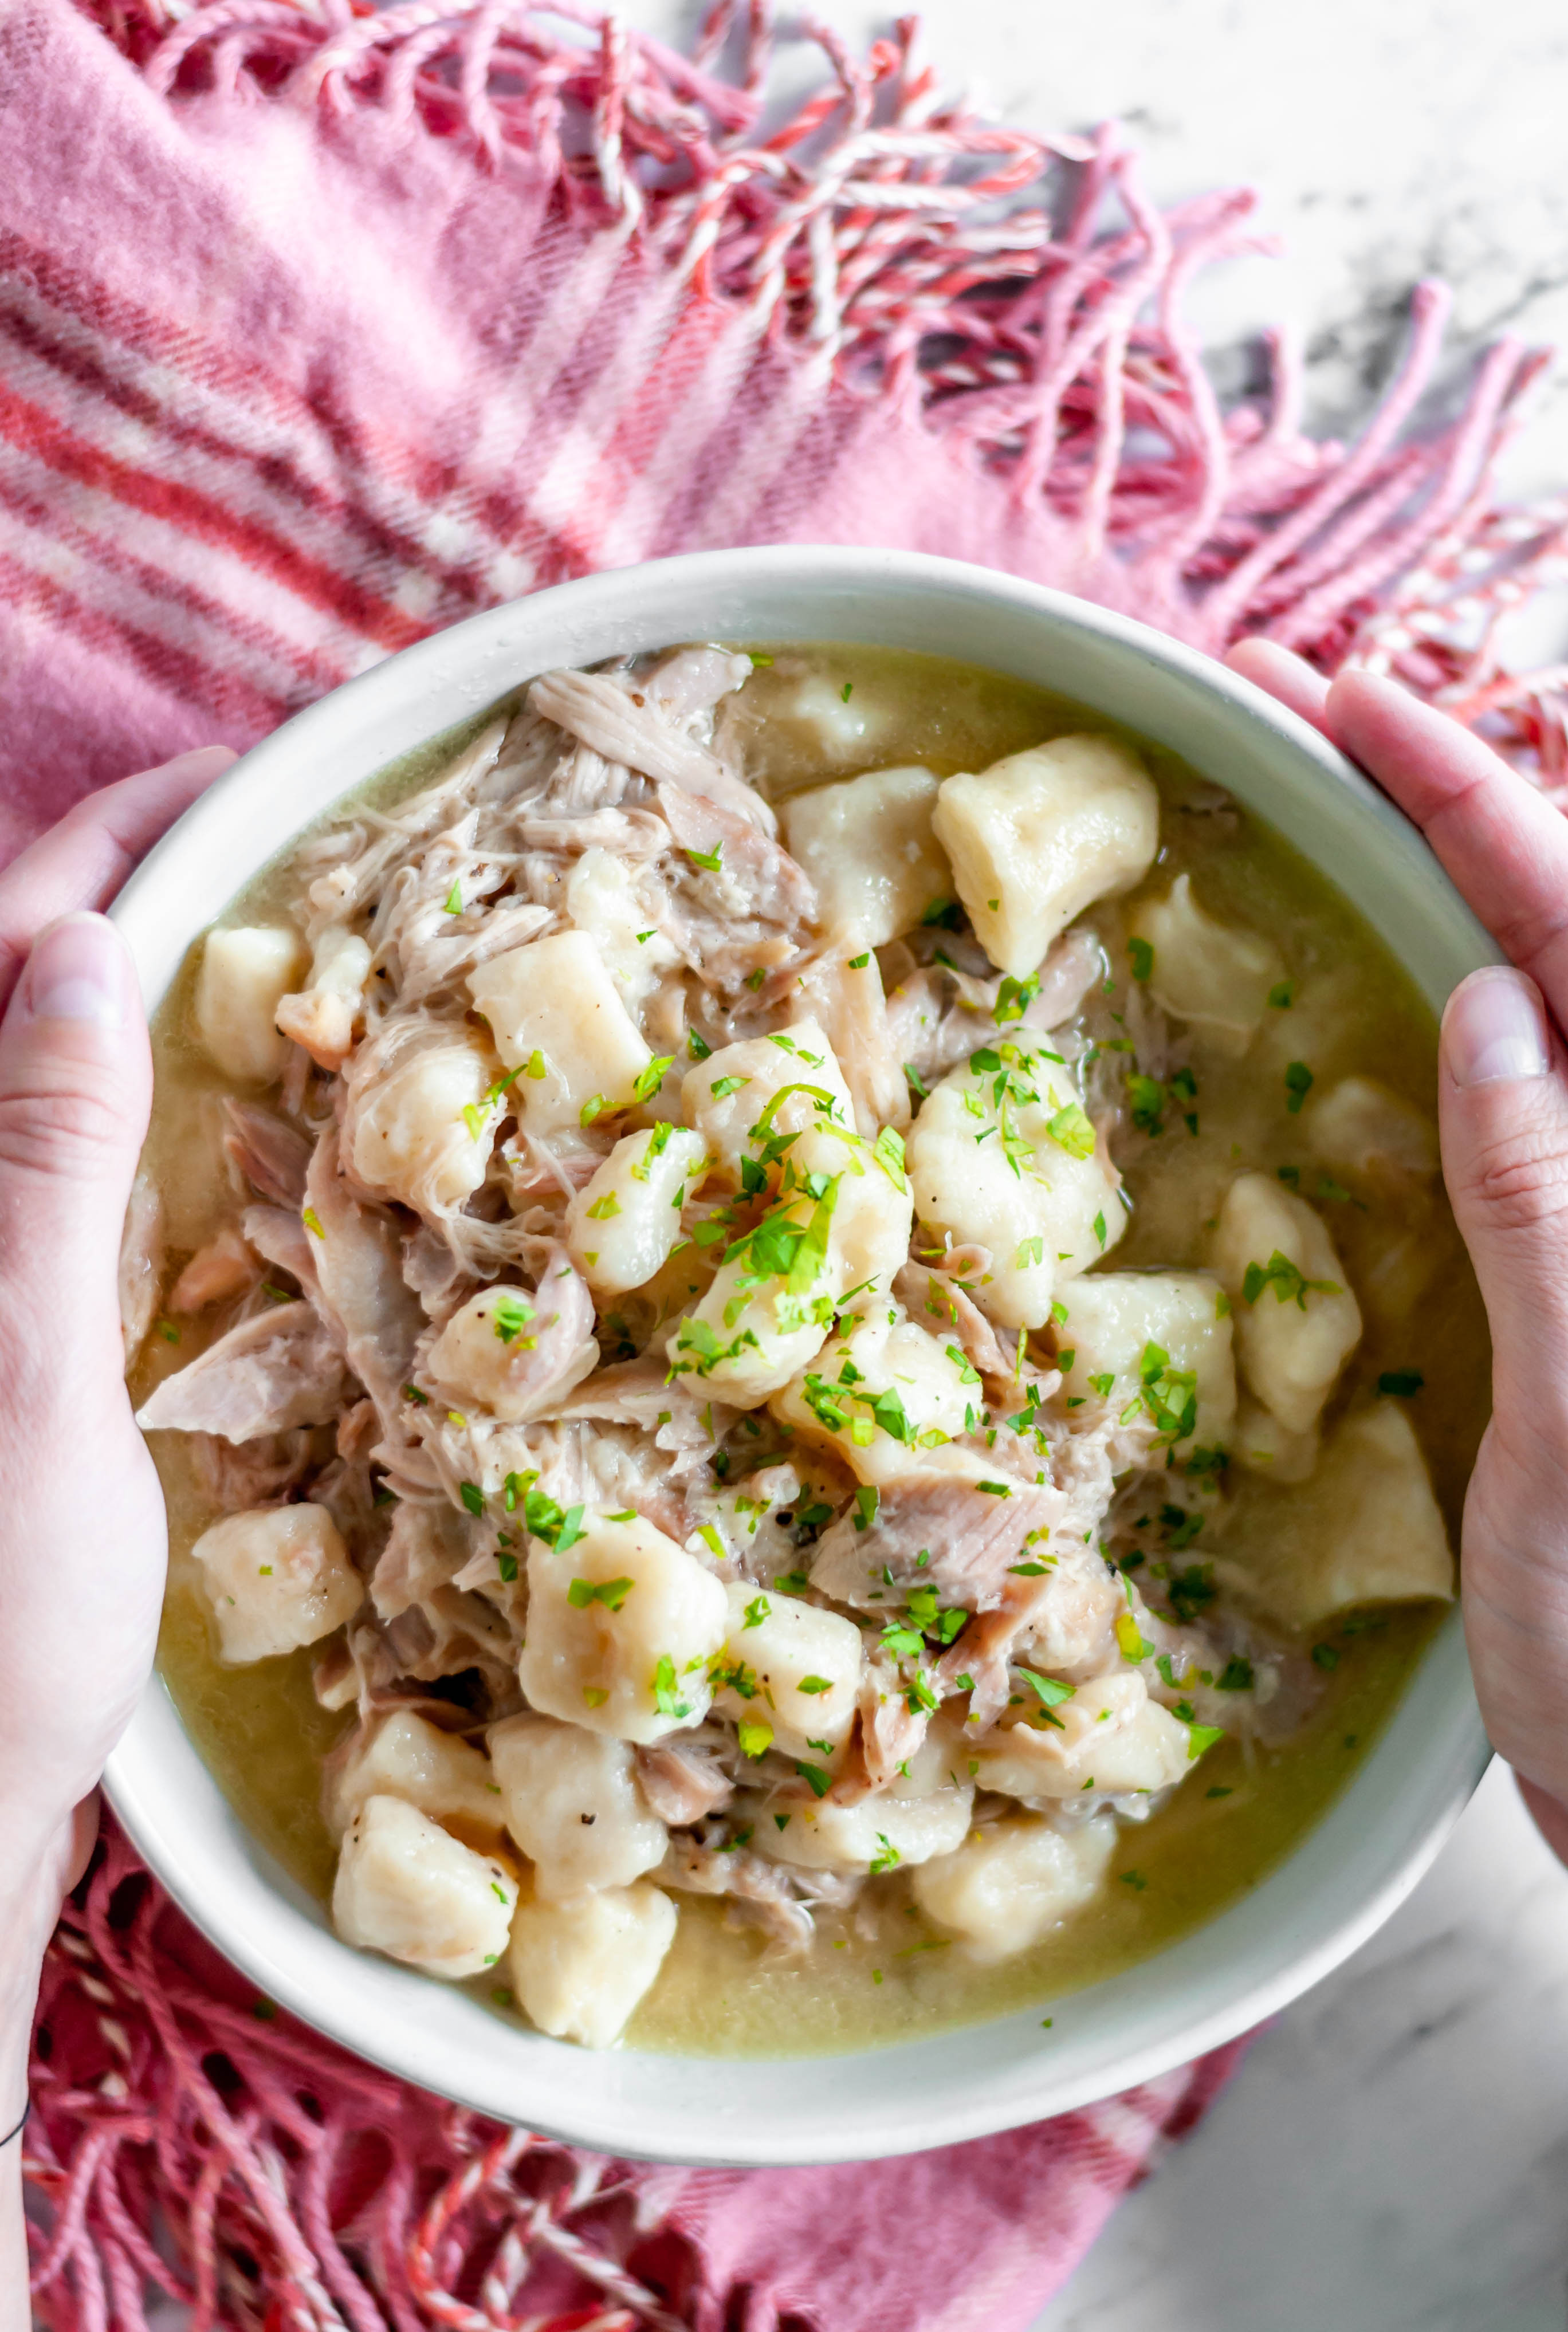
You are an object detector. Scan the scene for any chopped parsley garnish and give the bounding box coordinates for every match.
[579,1094,607,1127]
[1127,936,1154,983]
[1268,980,1294,1009]
[796,1761,831,1799]
[458,1481,485,1517]
[403,1382,429,1405]
[302,1206,325,1239]
[921,897,964,929]
[1311,1642,1341,1670]
[443,880,463,916]
[633,1054,674,1103]
[1127,1072,1166,1137]
[1378,1369,1424,1397]
[491,1290,536,1343]
[904,1061,929,1099]
[502,1470,583,1552]
[496,1550,518,1583]
[1088,1371,1116,1398]
[1242,1249,1341,1309]
[841,681,854,702]
[737,1718,773,1759]
[1167,1563,1218,1624]
[976,1480,1011,1497]
[852,1485,880,1532]
[1206,1784,1233,1799]
[994,972,1040,1025]
[586,1191,622,1221]
[1284,1059,1314,1113]
[1046,1101,1096,1159]
[742,1594,771,1629]
[685,842,724,873]
[688,1029,713,1060]
[709,1074,750,1100]
[652,1654,693,1721]
[568,1575,634,1612]
[848,952,870,970]
[1216,1655,1254,1692]
[797,1674,834,1696]
[1114,1611,1154,1664]
[1017,1670,1075,1708]
[1185,1721,1225,1760]
[1093,1210,1107,1249]
[1119,1869,1148,1891]
[870,1834,901,1874]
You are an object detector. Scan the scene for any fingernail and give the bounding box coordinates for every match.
[1444,966,1551,1087]
[21,914,129,1029]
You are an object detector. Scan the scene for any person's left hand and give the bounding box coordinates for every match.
[0,749,233,1986]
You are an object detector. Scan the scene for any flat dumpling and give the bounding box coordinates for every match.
[1210,1173,1361,1435]
[783,765,950,949]
[1219,1401,1453,1628]
[1052,1270,1235,1457]
[907,1040,1126,1328]
[931,734,1159,978]
[1125,874,1284,1055]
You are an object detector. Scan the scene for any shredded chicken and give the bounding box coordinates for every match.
[133,639,1385,2040]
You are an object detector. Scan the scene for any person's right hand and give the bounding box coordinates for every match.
[1228,639,1568,1861]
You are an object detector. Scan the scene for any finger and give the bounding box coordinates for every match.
[1438,968,1568,1436]
[1515,1775,1568,1872]
[0,748,234,1016]
[1223,638,1334,735]
[1325,670,1568,1027]
[0,915,150,1362]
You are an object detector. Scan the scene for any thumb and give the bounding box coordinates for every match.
[1439,965,1568,1428]
[0,913,149,1328]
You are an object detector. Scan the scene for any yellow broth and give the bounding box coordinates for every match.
[139,642,1487,2055]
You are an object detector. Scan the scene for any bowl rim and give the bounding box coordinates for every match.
[108,545,1496,2165]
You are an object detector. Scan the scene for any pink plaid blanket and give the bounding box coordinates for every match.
[6,2,1565,2326]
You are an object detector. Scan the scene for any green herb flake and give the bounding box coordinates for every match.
[1378,1369,1424,1397]
[1127,936,1154,983]
[302,1206,325,1240]
[1284,1059,1314,1112]
[796,1761,831,1799]
[633,1054,674,1104]
[443,879,463,916]
[848,951,871,969]
[685,843,724,874]
[1268,981,1294,1009]
[567,1574,634,1613]
[458,1481,485,1517]
[738,1718,774,1759]
[1046,1101,1096,1159]
[1312,1642,1341,1671]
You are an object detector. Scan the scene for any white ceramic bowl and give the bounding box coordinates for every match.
[108,548,1496,2165]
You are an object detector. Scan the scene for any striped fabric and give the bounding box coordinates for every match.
[9,3,1566,2323]
[3,0,1563,863]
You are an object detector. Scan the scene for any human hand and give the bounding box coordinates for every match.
[1228,639,1568,1862]
[0,750,233,2082]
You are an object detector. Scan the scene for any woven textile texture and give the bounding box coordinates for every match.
[7,0,1567,2325]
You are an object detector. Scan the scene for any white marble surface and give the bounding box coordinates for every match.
[1033,1761,1568,2332]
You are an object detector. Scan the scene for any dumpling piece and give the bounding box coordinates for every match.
[467,930,653,1140]
[680,1021,854,1190]
[488,1714,667,1896]
[754,1783,973,1874]
[332,1794,517,1980]
[907,1043,1126,1328]
[782,765,950,949]
[566,845,681,1021]
[324,1710,504,1847]
[194,925,306,1084]
[518,1511,729,1744]
[190,1502,361,1664]
[1053,1271,1235,1457]
[508,1879,677,2048]
[931,735,1159,979]
[708,1580,864,1761]
[275,928,374,1071]
[566,1124,709,1295]
[969,1671,1196,1799]
[1306,1076,1439,1186]
[771,1307,980,1485]
[348,1033,496,1212]
[425,1274,596,1422]
[911,1814,1115,1961]
[1211,1173,1361,1434]
[1228,1397,1319,1484]
[1221,1399,1453,1630]
[1125,875,1285,1055]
